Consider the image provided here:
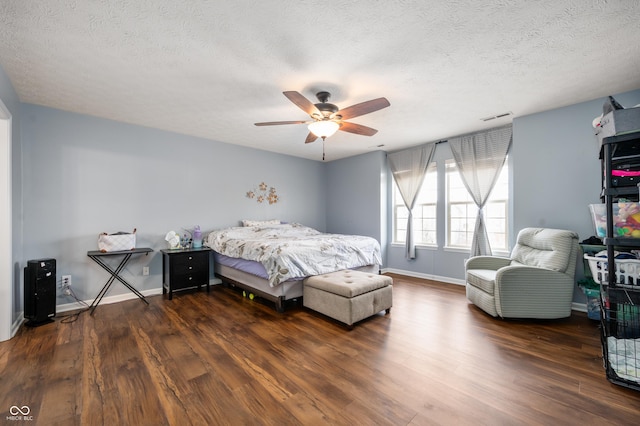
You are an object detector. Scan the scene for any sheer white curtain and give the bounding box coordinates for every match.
[449,126,512,257]
[388,143,436,259]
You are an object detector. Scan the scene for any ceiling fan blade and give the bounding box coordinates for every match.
[336,97,390,120]
[283,91,321,117]
[254,120,307,126]
[339,121,378,136]
[304,132,318,144]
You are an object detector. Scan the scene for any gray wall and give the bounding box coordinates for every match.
[20,104,326,303]
[325,150,388,264]
[513,90,640,233]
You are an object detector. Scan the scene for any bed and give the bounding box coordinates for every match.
[205,222,382,312]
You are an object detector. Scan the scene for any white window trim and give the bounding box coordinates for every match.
[444,158,510,252]
[391,162,438,246]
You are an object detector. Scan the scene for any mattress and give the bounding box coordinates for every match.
[206,223,382,287]
[214,252,272,280]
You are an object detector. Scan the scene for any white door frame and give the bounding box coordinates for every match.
[0,98,13,342]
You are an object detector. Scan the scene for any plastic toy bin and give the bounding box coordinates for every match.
[589,203,640,239]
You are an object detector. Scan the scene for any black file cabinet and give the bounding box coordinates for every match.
[161,247,211,299]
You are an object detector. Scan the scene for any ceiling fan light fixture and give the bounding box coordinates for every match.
[308,120,340,139]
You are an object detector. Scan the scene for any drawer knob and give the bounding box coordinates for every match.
[188,256,193,260]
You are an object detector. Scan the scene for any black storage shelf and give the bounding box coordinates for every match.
[600,132,640,156]
[603,237,640,246]
[598,131,640,392]
[601,186,640,199]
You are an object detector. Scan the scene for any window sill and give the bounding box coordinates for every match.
[390,243,437,250]
[443,246,470,254]
[443,246,510,257]
[390,243,509,256]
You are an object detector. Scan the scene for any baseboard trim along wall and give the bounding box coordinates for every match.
[381,267,466,286]
[57,278,223,313]
[11,313,23,337]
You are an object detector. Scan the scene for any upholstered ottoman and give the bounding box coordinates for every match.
[303,270,392,327]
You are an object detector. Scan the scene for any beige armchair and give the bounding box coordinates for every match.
[465,228,579,319]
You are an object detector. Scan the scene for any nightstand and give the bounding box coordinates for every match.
[161,247,212,299]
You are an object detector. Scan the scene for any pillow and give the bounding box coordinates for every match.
[242,219,281,227]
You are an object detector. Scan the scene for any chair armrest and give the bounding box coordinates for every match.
[495,265,574,299]
[494,265,575,318]
[496,265,572,283]
[465,256,511,271]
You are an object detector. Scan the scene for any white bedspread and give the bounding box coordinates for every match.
[206,224,382,286]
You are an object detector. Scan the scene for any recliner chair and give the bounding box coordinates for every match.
[465,227,579,319]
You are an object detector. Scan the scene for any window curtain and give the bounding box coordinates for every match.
[388,143,436,259]
[449,126,512,257]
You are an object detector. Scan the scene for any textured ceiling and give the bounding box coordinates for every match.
[1,1,639,161]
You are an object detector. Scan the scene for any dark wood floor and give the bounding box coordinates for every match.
[1,273,639,425]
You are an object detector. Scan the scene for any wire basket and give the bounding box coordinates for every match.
[600,291,640,391]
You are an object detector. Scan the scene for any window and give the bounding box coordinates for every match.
[392,163,437,246]
[446,159,509,251]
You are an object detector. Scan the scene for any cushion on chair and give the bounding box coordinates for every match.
[510,228,577,272]
[466,269,497,294]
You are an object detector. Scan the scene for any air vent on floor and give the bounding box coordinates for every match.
[480,112,513,122]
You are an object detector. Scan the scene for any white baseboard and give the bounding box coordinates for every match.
[382,267,466,286]
[571,302,587,313]
[11,313,24,336]
[57,287,163,313]
[57,278,223,313]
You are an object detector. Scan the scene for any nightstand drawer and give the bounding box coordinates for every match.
[171,270,208,289]
[170,252,209,269]
[171,259,207,275]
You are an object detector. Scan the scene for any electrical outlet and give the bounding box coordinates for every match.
[62,275,71,287]
[61,275,72,295]
[143,266,149,276]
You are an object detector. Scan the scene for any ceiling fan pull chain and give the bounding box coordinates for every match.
[322,140,325,161]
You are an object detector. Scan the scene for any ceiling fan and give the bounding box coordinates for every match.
[255,91,390,144]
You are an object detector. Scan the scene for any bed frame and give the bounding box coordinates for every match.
[214,263,379,312]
